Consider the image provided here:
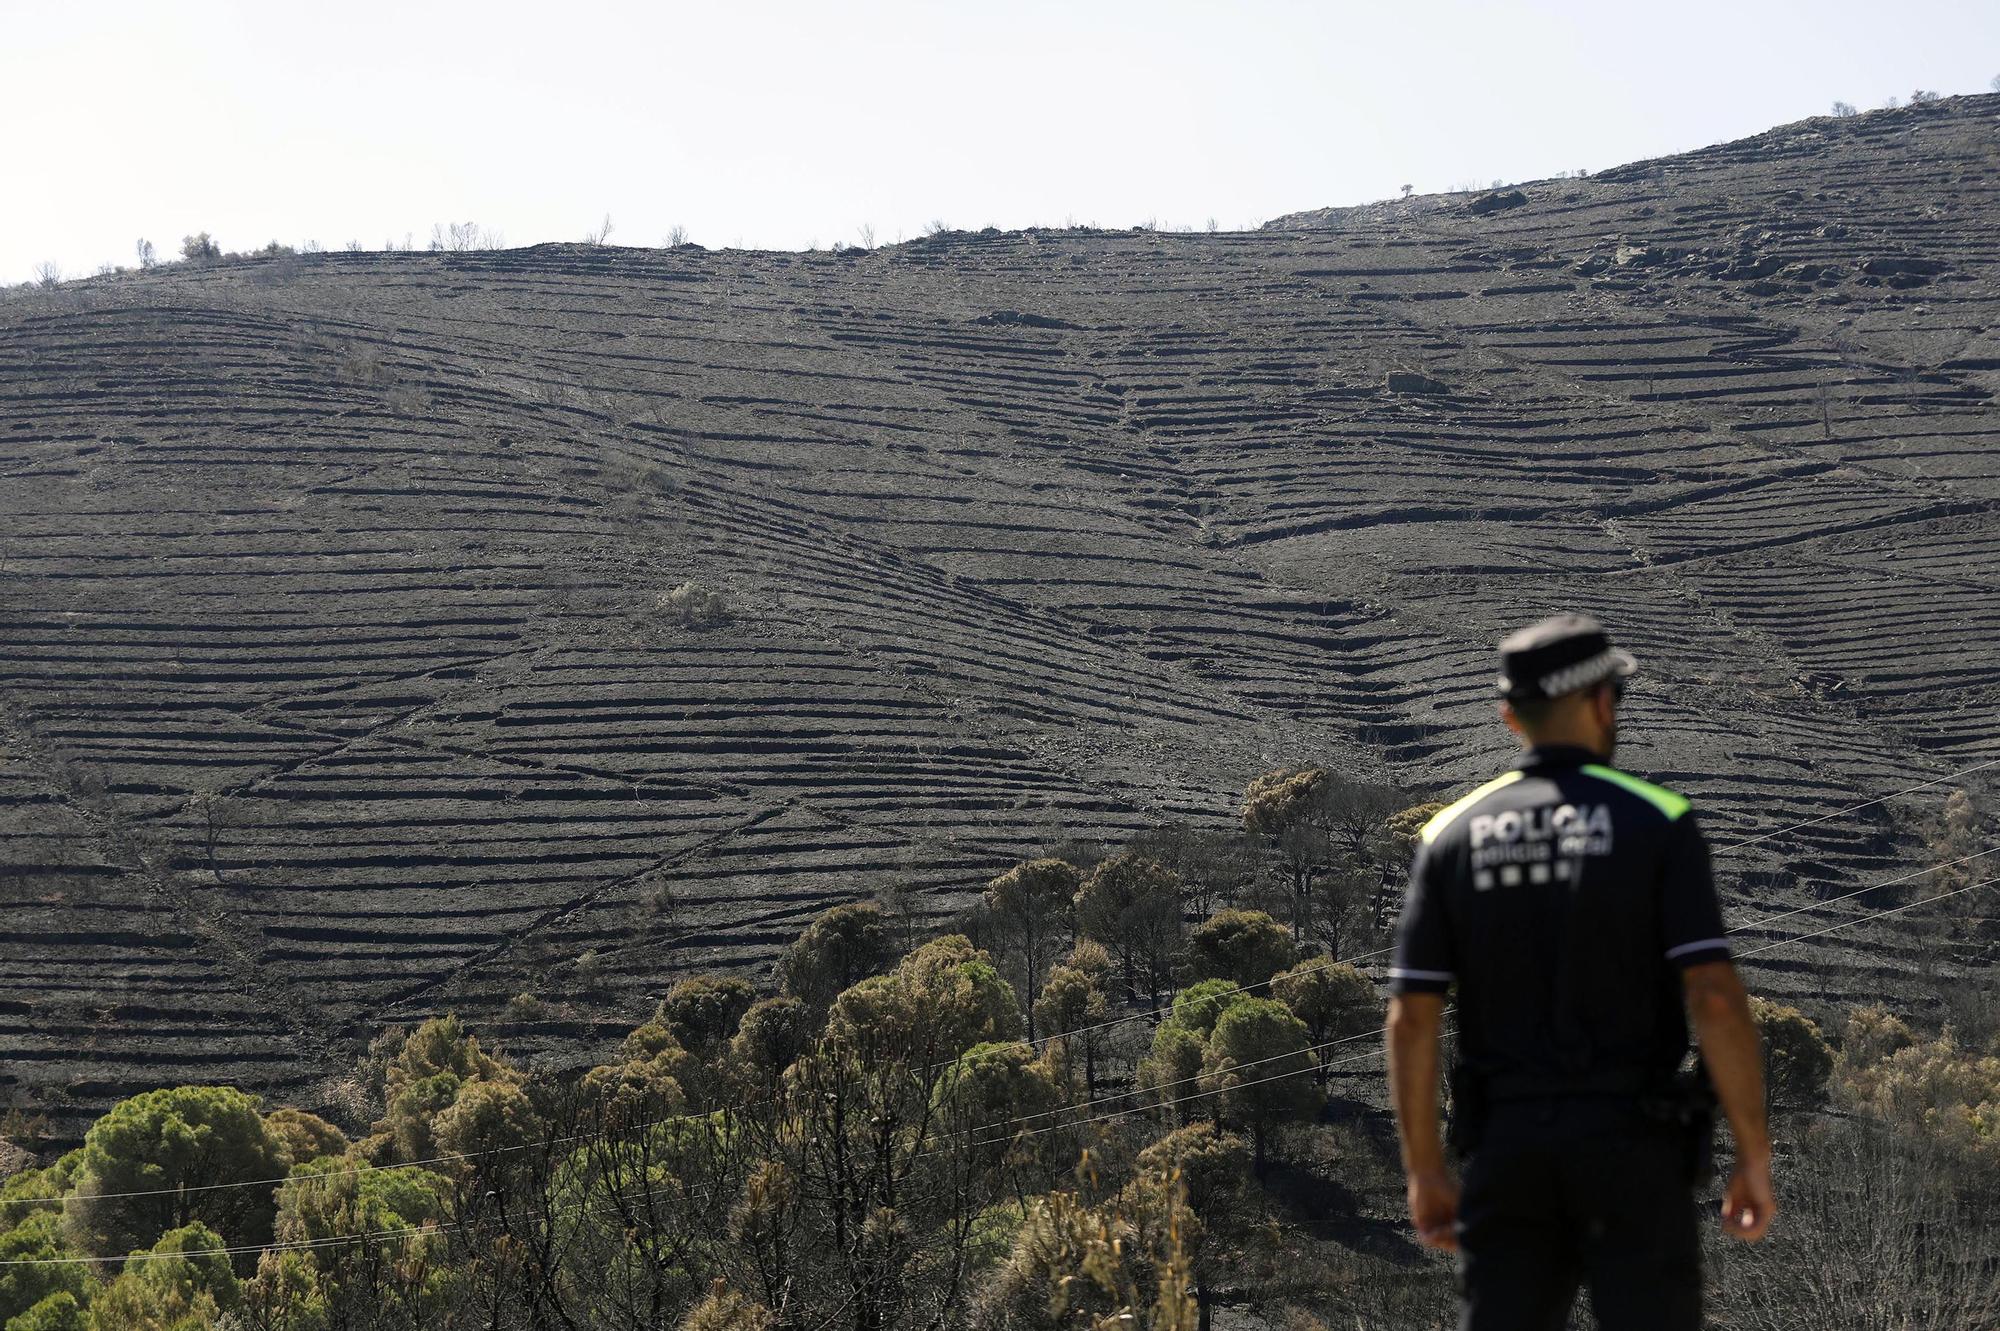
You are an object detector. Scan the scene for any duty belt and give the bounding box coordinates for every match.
[1480,1067,1654,1102]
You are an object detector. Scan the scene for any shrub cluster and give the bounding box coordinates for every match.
[658,581,730,628]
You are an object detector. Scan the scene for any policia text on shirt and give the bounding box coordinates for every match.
[1385,614,1775,1331]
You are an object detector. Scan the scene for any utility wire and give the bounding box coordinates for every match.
[13,861,1993,1270]
[7,757,1991,1211]
[976,862,2000,1150]
[1713,755,1999,853]
[1022,753,2000,1052]
[971,1013,1450,1146]
[0,1165,712,1268]
[998,1029,1441,1149]
[1736,872,2000,958]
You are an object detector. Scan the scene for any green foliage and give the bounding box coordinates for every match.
[64,1086,282,1257]
[1133,1124,1253,1315]
[261,1109,347,1170]
[777,900,898,1010]
[1185,909,1296,988]
[621,1015,689,1063]
[369,1014,520,1163]
[179,233,219,262]
[1750,998,1835,1109]
[728,996,811,1095]
[1163,979,1253,1040]
[0,1212,91,1327]
[584,1019,697,1131]
[1201,999,1321,1169]
[985,858,1081,1028]
[18,778,2000,1331]
[1241,768,1325,835]
[1134,1123,1250,1219]
[1034,966,1105,1041]
[0,1168,66,1231]
[1139,1024,1209,1119]
[901,934,1023,1044]
[87,1223,238,1331]
[9,1290,86,1331]
[935,1042,1063,1159]
[662,975,758,1057]
[384,1014,512,1092]
[830,935,1022,1062]
[973,1165,1198,1331]
[1271,959,1380,1065]
[825,974,921,1058]
[432,1078,539,1164]
[273,1157,450,1244]
[250,1158,452,1328]
[1141,979,1259,1117]
[1073,854,1183,1001]
[144,1223,239,1309]
[963,1201,1029,1277]
[985,860,1080,932]
[242,1250,327,1331]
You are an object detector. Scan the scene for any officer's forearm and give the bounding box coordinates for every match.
[1682,960,1771,1165]
[1387,993,1448,1175]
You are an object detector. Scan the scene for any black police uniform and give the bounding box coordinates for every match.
[1391,618,1730,1331]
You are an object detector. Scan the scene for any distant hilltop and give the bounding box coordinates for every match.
[1267,91,1999,233]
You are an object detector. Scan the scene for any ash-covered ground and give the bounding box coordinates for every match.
[3,94,1996,1132]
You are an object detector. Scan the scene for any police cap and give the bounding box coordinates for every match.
[1496,612,1638,702]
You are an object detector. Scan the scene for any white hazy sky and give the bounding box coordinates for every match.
[6,0,1998,282]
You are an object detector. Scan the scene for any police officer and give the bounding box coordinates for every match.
[1386,613,1776,1331]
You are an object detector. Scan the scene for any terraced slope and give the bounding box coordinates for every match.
[3,95,1997,1130]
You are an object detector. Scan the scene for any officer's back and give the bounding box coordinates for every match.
[1404,744,1725,1101]
[1385,614,1775,1331]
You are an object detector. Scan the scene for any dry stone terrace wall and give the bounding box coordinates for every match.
[3,94,1998,1131]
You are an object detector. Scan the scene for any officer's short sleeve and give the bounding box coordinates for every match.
[1390,837,1454,995]
[1659,811,1730,967]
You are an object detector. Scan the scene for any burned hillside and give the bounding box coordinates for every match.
[2,94,1997,1130]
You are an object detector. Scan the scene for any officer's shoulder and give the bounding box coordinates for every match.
[1418,770,1528,845]
[1577,763,1693,821]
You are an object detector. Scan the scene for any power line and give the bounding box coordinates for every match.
[1736,872,2000,958]
[984,862,2000,1153]
[966,847,1999,1149]
[1723,844,1999,941]
[0,1159,727,1269]
[1002,1028,1437,1149]
[1713,755,1999,852]
[1024,753,2000,1053]
[13,755,1991,1212]
[972,1015,1444,1147]
[16,860,1991,1271]
[18,1099,754,1206]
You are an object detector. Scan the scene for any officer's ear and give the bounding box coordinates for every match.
[1500,700,1526,738]
[1593,681,1620,726]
